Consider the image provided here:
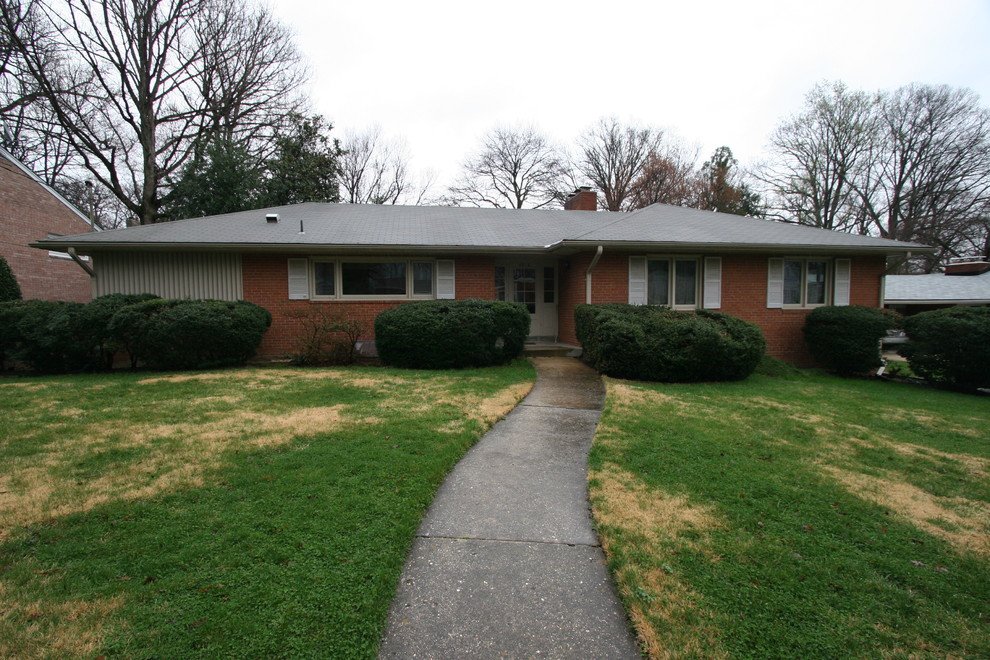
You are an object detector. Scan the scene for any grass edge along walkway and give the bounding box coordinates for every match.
[589,371,990,659]
[0,362,535,659]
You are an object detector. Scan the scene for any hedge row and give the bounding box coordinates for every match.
[375,299,530,369]
[0,295,271,373]
[575,303,766,382]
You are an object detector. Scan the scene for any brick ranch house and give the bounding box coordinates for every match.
[1,146,93,302]
[35,189,925,365]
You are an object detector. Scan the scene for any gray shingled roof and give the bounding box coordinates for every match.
[34,201,925,254]
[885,271,990,304]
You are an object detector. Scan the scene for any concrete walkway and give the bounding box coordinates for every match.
[378,357,641,659]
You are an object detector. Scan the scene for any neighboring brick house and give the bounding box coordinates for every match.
[35,189,925,365]
[0,146,93,302]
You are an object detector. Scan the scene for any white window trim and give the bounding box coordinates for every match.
[645,255,703,310]
[305,258,439,301]
[776,257,833,309]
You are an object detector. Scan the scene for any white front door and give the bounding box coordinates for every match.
[502,261,557,341]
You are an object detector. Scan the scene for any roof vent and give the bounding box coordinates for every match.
[266,213,279,224]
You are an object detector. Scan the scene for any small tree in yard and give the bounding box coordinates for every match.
[0,255,21,302]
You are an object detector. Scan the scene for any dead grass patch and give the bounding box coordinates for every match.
[0,404,350,541]
[590,462,727,658]
[0,581,124,660]
[822,465,990,557]
[607,381,686,411]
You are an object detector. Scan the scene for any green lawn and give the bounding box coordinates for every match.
[0,362,535,659]
[590,370,990,659]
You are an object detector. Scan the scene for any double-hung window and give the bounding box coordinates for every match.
[768,258,849,308]
[647,258,699,308]
[783,259,829,307]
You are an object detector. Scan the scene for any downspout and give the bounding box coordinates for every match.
[67,247,94,277]
[585,245,604,304]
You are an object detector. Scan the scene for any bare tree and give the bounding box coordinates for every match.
[627,144,698,209]
[856,84,990,270]
[762,81,990,271]
[575,117,667,211]
[0,0,306,224]
[338,126,435,205]
[758,81,877,232]
[447,126,568,209]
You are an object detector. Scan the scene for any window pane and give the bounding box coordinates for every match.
[314,262,335,296]
[495,266,506,301]
[513,267,536,314]
[806,261,827,304]
[543,266,555,304]
[674,260,697,306]
[342,262,406,295]
[783,260,803,305]
[647,260,669,305]
[413,262,433,295]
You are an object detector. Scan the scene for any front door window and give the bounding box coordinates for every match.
[513,267,537,314]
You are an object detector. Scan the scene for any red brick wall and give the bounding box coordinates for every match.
[556,251,887,366]
[243,251,887,366]
[0,157,94,302]
[242,254,496,358]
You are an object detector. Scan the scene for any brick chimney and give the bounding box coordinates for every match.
[563,186,598,211]
[944,258,990,276]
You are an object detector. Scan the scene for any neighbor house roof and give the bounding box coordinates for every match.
[885,270,990,305]
[33,201,926,255]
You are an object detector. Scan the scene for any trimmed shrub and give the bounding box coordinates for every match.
[575,303,766,382]
[11,300,100,373]
[83,293,161,369]
[0,301,28,368]
[803,305,895,375]
[136,300,272,370]
[375,299,530,369]
[900,306,990,391]
[0,255,21,302]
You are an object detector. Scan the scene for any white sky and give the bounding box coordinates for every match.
[271,0,990,190]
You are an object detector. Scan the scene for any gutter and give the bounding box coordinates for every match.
[67,247,94,277]
[585,245,604,304]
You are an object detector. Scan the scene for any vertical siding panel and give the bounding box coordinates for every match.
[93,252,242,300]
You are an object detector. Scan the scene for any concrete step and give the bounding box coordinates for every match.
[523,344,583,358]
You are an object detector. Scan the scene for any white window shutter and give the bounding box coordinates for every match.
[287,258,309,300]
[436,259,455,299]
[767,258,784,309]
[703,257,722,309]
[628,256,647,305]
[834,258,851,306]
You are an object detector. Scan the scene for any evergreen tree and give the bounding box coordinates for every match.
[0,255,22,301]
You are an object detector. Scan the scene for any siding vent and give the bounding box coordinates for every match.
[266,213,279,223]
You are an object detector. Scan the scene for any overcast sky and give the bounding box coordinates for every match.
[271,0,990,191]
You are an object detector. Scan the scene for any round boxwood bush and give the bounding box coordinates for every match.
[0,255,21,302]
[83,293,161,368]
[139,299,272,370]
[575,303,766,382]
[900,306,990,391]
[803,305,895,375]
[375,299,530,369]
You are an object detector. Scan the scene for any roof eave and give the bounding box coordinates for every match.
[556,239,928,255]
[30,240,554,255]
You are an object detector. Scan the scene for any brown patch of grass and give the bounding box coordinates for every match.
[606,381,685,411]
[822,465,990,557]
[0,382,47,391]
[0,581,124,660]
[590,463,727,658]
[0,404,350,541]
